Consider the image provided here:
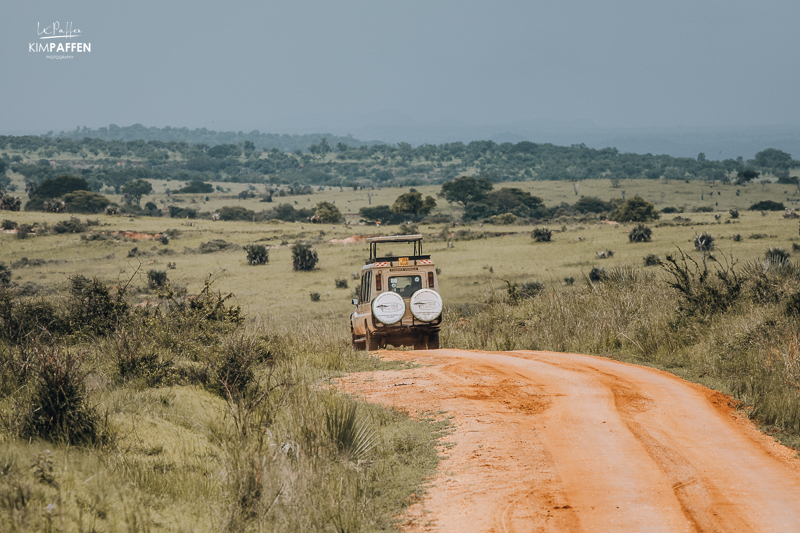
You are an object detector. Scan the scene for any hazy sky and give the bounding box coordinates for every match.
[3,0,800,136]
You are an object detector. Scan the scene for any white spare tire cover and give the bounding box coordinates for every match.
[409,289,443,322]
[371,291,405,325]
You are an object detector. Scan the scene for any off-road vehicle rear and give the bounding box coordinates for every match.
[350,234,442,351]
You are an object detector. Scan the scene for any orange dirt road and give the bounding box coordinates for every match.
[337,349,800,532]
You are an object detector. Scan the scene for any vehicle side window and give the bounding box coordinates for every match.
[365,271,372,302]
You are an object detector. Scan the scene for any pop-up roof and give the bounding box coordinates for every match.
[366,234,425,263]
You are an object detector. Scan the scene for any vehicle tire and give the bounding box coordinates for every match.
[428,332,440,350]
[413,336,426,350]
[366,329,380,351]
[352,330,365,350]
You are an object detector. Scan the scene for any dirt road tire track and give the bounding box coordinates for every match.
[337,349,800,532]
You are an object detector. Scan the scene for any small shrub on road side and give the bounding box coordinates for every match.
[293,241,319,271]
[244,244,269,266]
[532,227,552,242]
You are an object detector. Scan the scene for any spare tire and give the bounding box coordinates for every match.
[409,289,443,322]
[371,291,405,325]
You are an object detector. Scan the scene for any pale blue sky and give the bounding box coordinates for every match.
[3,1,800,140]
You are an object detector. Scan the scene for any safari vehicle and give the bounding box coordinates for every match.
[351,234,443,351]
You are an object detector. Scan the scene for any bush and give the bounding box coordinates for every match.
[147,270,168,288]
[749,200,785,211]
[292,241,319,271]
[733,234,743,242]
[244,244,269,266]
[643,254,662,266]
[168,205,198,219]
[15,224,32,239]
[160,234,170,245]
[628,224,652,243]
[25,176,91,211]
[661,206,681,214]
[765,248,790,263]
[485,213,517,225]
[218,205,256,221]
[729,209,740,219]
[532,227,552,242]
[177,180,214,194]
[611,196,659,222]
[1,219,17,230]
[398,222,419,234]
[310,292,321,301]
[314,201,343,224]
[199,239,237,253]
[334,277,348,289]
[21,346,101,444]
[691,206,714,213]
[694,232,715,252]
[0,262,11,286]
[563,276,575,285]
[661,249,742,318]
[589,266,608,282]
[52,216,87,234]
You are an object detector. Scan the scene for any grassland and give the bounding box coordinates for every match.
[2,177,800,531]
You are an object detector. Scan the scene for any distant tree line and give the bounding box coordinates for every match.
[3,132,799,194]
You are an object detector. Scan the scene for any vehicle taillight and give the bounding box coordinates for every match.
[375,273,382,291]
[428,271,434,288]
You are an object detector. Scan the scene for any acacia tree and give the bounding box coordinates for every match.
[121,179,152,206]
[391,192,436,221]
[610,196,659,223]
[439,176,493,207]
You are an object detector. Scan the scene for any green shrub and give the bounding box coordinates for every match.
[21,346,102,445]
[244,244,269,266]
[629,224,652,243]
[310,292,321,301]
[0,262,10,287]
[1,219,17,230]
[218,205,256,221]
[694,232,715,252]
[729,209,740,218]
[15,224,32,239]
[765,247,790,263]
[661,249,742,318]
[532,227,551,242]
[589,266,608,282]
[485,213,517,225]
[749,200,785,211]
[611,196,659,222]
[147,270,168,288]
[334,277,348,289]
[52,216,87,234]
[168,205,197,219]
[293,241,319,271]
[199,239,237,254]
[314,201,343,223]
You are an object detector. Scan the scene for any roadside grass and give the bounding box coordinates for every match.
[0,285,447,532]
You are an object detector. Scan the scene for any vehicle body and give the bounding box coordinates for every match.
[350,234,442,351]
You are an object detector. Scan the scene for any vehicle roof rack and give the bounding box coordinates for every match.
[367,234,423,262]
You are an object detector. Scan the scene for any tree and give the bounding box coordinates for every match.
[314,201,343,223]
[391,192,436,221]
[177,180,214,194]
[736,169,760,184]
[754,148,794,172]
[483,188,543,217]
[574,196,613,214]
[610,196,659,222]
[439,176,493,207]
[359,205,407,225]
[121,179,152,206]
[25,175,90,210]
[749,200,785,211]
[244,244,269,265]
[62,191,113,214]
[292,241,318,271]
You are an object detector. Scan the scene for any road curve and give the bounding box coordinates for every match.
[337,349,800,533]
